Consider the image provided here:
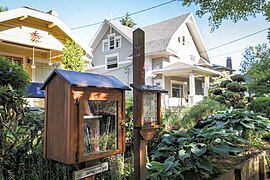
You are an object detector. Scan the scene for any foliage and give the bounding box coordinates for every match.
[209,73,250,109]
[248,96,270,118]
[147,108,270,179]
[147,128,245,179]
[125,97,134,146]
[0,58,73,179]
[120,13,137,28]
[97,154,134,180]
[0,6,8,12]
[240,43,270,96]
[62,38,85,72]
[200,109,270,143]
[181,99,227,129]
[0,56,30,94]
[180,0,270,37]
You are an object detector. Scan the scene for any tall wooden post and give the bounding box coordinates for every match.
[133,28,146,180]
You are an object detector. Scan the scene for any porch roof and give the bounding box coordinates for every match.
[0,7,93,58]
[153,62,221,76]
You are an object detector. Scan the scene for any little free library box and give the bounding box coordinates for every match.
[41,69,130,164]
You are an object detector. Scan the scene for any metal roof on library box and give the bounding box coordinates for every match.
[41,69,131,90]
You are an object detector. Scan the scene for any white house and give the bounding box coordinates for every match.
[89,13,221,107]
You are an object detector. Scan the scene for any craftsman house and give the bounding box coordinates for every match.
[0,6,92,83]
[89,13,221,107]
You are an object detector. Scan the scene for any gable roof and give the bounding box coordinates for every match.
[41,69,131,90]
[89,13,210,62]
[142,13,190,55]
[89,19,134,49]
[0,7,92,58]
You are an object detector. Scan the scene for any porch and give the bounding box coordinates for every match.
[153,62,220,107]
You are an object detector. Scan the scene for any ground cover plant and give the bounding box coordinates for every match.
[147,108,270,179]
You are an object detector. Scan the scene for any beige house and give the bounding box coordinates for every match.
[89,13,221,107]
[0,7,92,83]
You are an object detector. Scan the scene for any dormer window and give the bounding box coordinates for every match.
[182,36,185,45]
[102,33,121,52]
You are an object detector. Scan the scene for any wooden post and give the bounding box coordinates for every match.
[133,28,146,180]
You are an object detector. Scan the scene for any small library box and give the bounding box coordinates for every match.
[41,69,130,164]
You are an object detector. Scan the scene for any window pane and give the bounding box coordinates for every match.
[115,37,120,48]
[107,56,118,69]
[103,41,108,51]
[109,36,114,49]
[83,100,117,155]
[143,93,157,126]
[172,83,183,98]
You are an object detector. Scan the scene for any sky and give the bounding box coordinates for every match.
[1,0,269,71]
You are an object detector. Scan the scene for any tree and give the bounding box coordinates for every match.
[181,0,270,34]
[240,43,270,95]
[209,73,250,109]
[62,38,85,72]
[0,6,8,12]
[120,13,137,28]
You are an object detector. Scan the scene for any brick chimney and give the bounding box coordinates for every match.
[226,57,232,69]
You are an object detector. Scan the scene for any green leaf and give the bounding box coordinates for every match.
[229,146,244,154]
[163,161,173,173]
[191,146,207,157]
[165,156,175,163]
[178,149,190,161]
[196,158,212,172]
[211,144,230,155]
[240,121,255,129]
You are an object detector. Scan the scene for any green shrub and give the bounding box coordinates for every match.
[220,80,232,88]
[230,74,246,83]
[181,99,227,129]
[213,88,223,95]
[226,82,241,92]
[248,96,270,118]
[0,56,30,94]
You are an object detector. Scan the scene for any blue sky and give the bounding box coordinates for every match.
[1,0,269,71]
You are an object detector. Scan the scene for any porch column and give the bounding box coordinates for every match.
[204,76,210,97]
[189,73,195,106]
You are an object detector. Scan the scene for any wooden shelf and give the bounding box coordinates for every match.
[84,115,103,119]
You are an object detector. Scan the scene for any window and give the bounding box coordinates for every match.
[109,35,114,50]
[102,33,121,51]
[105,53,119,69]
[172,83,183,98]
[182,36,185,45]
[102,40,109,51]
[115,36,121,48]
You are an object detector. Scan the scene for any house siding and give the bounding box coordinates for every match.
[92,28,132,67]
[167,24,200,64]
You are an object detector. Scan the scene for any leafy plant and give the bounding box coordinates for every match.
[248,96,270,118]
[199,109,270,148]
[181,99,227,129]
[62,38,85,72]
[0,56,30,94]
[147,127,245,179]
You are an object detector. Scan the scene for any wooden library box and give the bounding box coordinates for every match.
[41,69,130,164]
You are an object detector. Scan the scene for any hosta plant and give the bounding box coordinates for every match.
[147,127,245,179]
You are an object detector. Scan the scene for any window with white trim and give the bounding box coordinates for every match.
[102,40,109,51]
[105,53,119,69]
[102,33,121,52]
[172,83,183,98]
